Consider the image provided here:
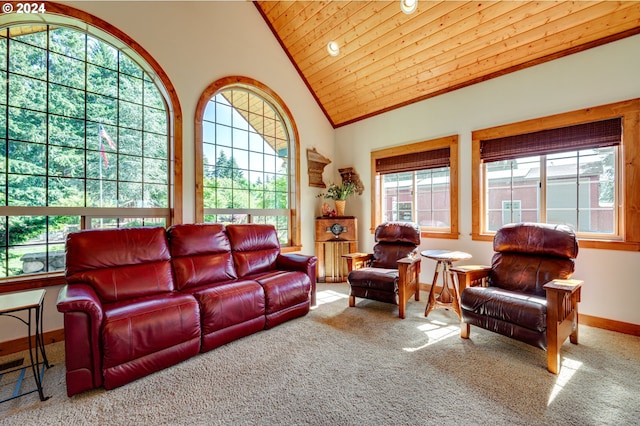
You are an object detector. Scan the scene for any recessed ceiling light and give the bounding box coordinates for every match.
[400,0,417,15]
[327,40,339,57]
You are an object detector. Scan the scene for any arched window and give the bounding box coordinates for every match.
[196,77,299,247]
[0,7,180,281]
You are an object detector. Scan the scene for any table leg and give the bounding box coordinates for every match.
[448,263,462,319]
[425,260,462,320]
[439,261,453,304]
[36,299,51,369]
[425,260,443,317]
[30,304,50,401]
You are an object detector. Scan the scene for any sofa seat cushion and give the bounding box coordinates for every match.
[251,271,311,314]
[102,292,201,369]
[188,280,266,352]
[191,280,265,335]
[461,286,547,333]
[249,271,311,328]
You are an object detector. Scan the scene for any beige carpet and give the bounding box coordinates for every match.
[0,282,638,425]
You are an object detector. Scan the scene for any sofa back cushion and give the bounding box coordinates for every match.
[489,223,578,297]
[226,224,279,278]
[65,227,174,303]
[167,223,237,290]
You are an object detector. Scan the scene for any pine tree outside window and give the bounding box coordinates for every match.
[0,21,172,279]
[197,78,299,247]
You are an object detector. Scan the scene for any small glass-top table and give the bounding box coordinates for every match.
[421,249,472,319]
[0,289,51,403]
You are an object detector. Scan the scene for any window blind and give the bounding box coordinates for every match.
[375,147,450,175]
[480,117,622,162]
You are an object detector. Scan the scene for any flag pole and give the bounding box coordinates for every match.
[99,127,103,209]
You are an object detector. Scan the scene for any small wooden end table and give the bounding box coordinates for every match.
[421,249,472,319]
[0,289,52,402]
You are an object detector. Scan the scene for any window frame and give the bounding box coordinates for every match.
[471,98,640,251]
[370,135,459,239]
[0,3,182,290]
[195,76,301,250]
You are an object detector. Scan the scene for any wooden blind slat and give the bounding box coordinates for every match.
[480,117,622,162]
[376,147,450,174]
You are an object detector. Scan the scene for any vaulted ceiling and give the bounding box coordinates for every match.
[255,1,640,128]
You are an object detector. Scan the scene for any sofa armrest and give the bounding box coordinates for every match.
[277,253,318,306]
[57,283,104,319]
[342,252,372,272]
[277,253,318,278]
[56,284,105,396]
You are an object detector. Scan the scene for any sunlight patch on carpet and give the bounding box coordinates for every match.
[314,289,349,307]
[403,319,459,352]
[548,358,582,405]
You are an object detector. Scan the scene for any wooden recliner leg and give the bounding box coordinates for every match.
[452,266,490,339]
[460,322,470,338]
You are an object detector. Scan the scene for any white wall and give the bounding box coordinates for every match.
[4,1,334,342]
[68,1,336,234]
[335,34,640,326]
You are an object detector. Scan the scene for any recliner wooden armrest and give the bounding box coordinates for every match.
[543,279,583,374]
[398,256,422,287]
[396,256,422,317]
[451,265,491,339]
[342,252,373,271]
[451,265,491,291]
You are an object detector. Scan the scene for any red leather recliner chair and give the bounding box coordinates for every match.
[454,222,583,373]
[344,222,421,319]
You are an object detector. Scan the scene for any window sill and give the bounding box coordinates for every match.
[280,246,303,253]
[0,273,67,294]
[421,231,459,240]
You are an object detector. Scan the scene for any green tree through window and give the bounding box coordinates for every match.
[201,87,293,244]
[0,24,170,278]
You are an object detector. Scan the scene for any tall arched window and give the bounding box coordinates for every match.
[0,6,180,281]
[196,77,299,247]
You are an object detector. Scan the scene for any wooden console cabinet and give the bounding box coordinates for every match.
[315,217,357,283]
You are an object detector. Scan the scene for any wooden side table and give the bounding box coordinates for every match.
[421,249,472,319]
[0,289,52,402]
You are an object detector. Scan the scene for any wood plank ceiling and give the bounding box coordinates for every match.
[255,1,640,128]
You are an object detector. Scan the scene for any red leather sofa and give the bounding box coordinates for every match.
[57,223,317,397]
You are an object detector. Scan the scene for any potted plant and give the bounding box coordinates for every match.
[317,181,357,216]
